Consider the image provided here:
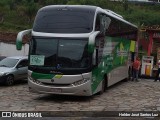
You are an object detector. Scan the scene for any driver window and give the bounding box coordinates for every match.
[80,44,90,68]
[18,60,28,68]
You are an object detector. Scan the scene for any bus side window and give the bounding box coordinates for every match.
[95,14,111,36]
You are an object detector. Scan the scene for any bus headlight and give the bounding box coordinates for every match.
[72,78,90,86]
[28,76,41,85]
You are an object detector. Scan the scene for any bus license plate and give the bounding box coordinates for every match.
[51,88,62,93]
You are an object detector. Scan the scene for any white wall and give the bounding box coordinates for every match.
[0,42,29,57]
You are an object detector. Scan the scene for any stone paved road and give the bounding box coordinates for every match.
[0,79,160,120]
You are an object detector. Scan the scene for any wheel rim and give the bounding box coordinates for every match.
[6,75,14,85]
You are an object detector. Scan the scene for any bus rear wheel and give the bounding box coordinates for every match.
[99,76,107,95]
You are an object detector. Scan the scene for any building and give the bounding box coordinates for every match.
[139,25,160,63]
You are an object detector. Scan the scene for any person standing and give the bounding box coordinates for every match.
[154,60,160,82]
[132,57,141,82]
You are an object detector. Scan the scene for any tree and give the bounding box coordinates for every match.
[67,0,81,5]
[122,0,128,11]
[25,1,38,23]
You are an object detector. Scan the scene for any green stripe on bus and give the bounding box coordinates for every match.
[31,72,55,79]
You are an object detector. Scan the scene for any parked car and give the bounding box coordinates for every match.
[0,56,28,85]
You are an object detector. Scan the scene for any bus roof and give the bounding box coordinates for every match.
[39,5,137,29]
[39,5,97,13]
[95,7,137,29]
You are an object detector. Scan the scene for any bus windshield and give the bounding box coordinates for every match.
[30,38,91,69]
[33,10,94,33]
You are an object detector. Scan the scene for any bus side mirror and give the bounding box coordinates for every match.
[92,48,98,67]
[16,29,31,50]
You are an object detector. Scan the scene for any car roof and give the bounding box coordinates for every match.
[6,56,28,60]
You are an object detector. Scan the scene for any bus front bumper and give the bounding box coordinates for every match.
[28,78,92,96]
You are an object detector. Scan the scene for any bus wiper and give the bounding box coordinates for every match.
[66,26,90,30]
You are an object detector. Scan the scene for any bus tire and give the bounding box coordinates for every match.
[99,76,107,95]
[99,80,105,95]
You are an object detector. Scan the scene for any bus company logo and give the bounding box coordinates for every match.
[50,71,63,74]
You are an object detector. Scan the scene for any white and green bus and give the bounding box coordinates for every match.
[16,5,138,96]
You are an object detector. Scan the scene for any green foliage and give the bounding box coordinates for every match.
[37,0,68,5]
[23,0,39,23]
[122,6,160,26]
[67,0,81,5]
[0,0,160,32]
[122,0,128,11]
[0,0,10,6]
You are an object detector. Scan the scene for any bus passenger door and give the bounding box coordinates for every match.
[92,34,106,93]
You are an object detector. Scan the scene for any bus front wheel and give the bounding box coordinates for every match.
[99,76,108,95]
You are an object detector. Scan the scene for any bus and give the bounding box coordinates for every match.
[16,5,138,96]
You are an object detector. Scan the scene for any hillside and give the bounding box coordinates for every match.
[0,0,160,43]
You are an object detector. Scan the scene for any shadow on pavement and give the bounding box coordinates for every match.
[0,79,27,87]
[34,94,93,102]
